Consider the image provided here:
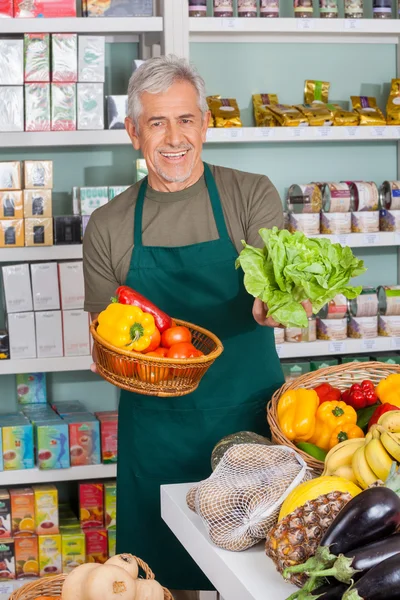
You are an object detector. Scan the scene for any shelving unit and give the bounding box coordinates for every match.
[0,245,83,262]
[0,16,163,34]
[0,463,116,486]
[276,337,399,359]
[0,356,92,375]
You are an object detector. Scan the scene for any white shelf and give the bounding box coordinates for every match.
[162,482,296,600]
[206,126,400,143]
[0,356,92,375]
[0,130,130,148]
[190,17,400,44]
[0,245,83,262]
[318,231,399,247]
[277,337,399,358]
[0,16,163,34]
[0,463,116,486]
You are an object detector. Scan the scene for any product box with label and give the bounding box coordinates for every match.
[0,220,24,247]
[84,528,107,564]
[79,483,104,529]
[281,360,311,383]
[0,490,11,539]
[310,358,339,371]
[52,400,86,416]
[86,0,153,17]
[25,83,51,132]
[53,215,82,245]
[99,416,118,464]
[38,533,62,577]
[2,420,34,471]
[51,83,77,131]
[14,535,38,579]
[341,356,371,364]
[15,0,75,17]
[78,36,105,82]
[0,538,15,580]
[33,485,59,535]
[30,263,59,311]
[10,488,34,536]
[24,161,53,189]
[0,162,21,191]
[24,189,52,217]
[106,95,127,130]
[0,87,24,132]
[2,264,33,313]
[35,311,63,358]
[108,185,130,201]
[108,528,116,557]
[8,312,36,359]
[52,34,77,83]
[0,331,8,361]
[16,373,47,404]
[0,0,13,17]
[60,526,85,573]
[62,310,90,357]
[58,262,84,310]
[66,416,100,466]
[0,191,23,220]
[79,187,108,215]
[0,40,23,86]
[35,421,70,470]
[24,34,50,83]
[371,352,400,365]
[103,481,116,529]
[77,83,104,130]
[25,218,53,247]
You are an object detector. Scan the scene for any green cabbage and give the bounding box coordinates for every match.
[236,227,366,328]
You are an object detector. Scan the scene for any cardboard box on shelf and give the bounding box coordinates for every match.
[25,83,51,132]
[35,421,70,470]
[0,331,9,361]
[23,190,52,218]
[51,83,77,131]
[0,538,15,580]
[53,216,82,245]
[38,533,62,577]
[0,162,21,191]
[2,264,33,314]
[0,490,11,539]
[0,191,23,220]
[14,535,38,579]
[65,416,100,466]
[35,311,63,358]
[106,95,127,130]
[78,36,105,83]
[60,526,85,573]
[99,417,118,464]
[103,481,116,529]
[62,310,90,357]
[0,0,13,17]
[24,161,53,189]
[10,488,34,536]
[79,483,104,529]
[281,360,311,383]
[79,187,108,216]
[15,0,75,17]
[0,220,24,247]
[52,34,78,83]
[86,0,153,17]
[33,485,59,535]
[77,83,104,130]
[25,217,53,247]
[0,87,24,132]
[31,263,60,311]
[2,420,34,471]
[310,358,339,371]
[84,528,107,564]
[24,34,50,83]
[0,40,23,86]
[58,262,84,310]
[7,312,36,359]
[16,373,47,405]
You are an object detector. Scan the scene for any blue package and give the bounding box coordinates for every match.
[35,420,70,469]
[16,373,47,404]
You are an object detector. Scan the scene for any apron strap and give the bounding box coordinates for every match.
[134,163,230,248]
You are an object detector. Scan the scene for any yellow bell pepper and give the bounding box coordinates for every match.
[328,423,365,450]
[277,388,319,442]
[308,400,358,451]
[97,302,156,352]
[376,374,400,408]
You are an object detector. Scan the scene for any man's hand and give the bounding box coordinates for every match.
[252,298,313,328]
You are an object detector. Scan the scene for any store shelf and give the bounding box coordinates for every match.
[319,231,400,247]
[276,337,399,358]
[0,245,83,262]
[162,482,296,600]
[206,126,400,143]
[0,16,163,34]
[0,356,92,375]
[0,463,116,486]
[190,17,400,44]
[0,130,130,148]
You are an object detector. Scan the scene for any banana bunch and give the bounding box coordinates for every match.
[323,437,365,484]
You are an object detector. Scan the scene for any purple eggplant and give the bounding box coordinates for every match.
[310,581,348,599]
[342,553,400,600]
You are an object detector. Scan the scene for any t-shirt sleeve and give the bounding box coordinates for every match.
[246,176,284,247]
[83,216,120,313]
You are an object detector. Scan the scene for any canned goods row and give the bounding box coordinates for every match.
[287,211,381,235]
[319,287,400,319]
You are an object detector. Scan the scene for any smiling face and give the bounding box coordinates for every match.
[125,80,210,192]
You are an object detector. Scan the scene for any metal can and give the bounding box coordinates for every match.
[287,183,322,214]
[285,318,316,343]
[274,327,285,344]
[189,0,207,16]
[378,285,400,316]
[379,181,400,210]
[378,315,400,336]
[260,0,279,16]
[213,0,234,16]
[320,0,338,17]
[379,209,400,232]
[348,316,378,339]
[351,211,379,233]
[238,0,258,16]
[318,294,348,319]
[294,0,314,16]
[322,182,354,213]
[346,181,379,211]
[349,287,379,317]
[320,212,351,234]
[317,317,348,341]
[344,0,363,18]
[289,213,320,235]
[373,0,392,18]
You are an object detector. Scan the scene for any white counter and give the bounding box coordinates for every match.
[161,482,297,600]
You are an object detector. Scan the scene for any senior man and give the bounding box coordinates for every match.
[83,55,311,600]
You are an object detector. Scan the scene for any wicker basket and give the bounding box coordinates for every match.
[90,318,223,397]
[9,556,174,600]
[267,361,400,473]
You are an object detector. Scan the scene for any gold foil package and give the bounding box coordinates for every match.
[386,79,400,126]
[208,97,242,128]
[206,95,220,128]
[327,104,360,127]
[304,80,330,105]
[252,94,279,127]
[351,96,386,126]
[269,104,308,127]
[296,104,333,126]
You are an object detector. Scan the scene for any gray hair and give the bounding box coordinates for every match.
[127,55,208,129]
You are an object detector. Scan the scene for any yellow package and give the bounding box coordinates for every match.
[296,104,333,126]
[209,97,242,128]
[386,79,400,125]
[327,104,360,127]
[304,80,330,105]
[206,95,220,128]
[351,96,386,126]
[269,104,308,127]
[252,94,279,127]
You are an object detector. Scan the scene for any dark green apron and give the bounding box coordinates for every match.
[116,163,284,591]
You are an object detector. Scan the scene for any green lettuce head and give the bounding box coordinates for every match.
[236,227,366,328]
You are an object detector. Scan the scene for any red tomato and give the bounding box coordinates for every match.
[137,351,170,383]
[161,326,192,349]
[166,342,198,359]
[110,357,136,377]
[144,328,161,353]
[152,346,168,358]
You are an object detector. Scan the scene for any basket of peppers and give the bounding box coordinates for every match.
[90,286,224,397]
[267,361,400,472]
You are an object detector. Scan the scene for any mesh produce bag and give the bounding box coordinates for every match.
[187,444,311,551]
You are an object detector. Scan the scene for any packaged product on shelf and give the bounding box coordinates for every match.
[238,0,257,16]
[79,483,104,529]
[281,360,310,382]
[24,190,52,218]
[209,97,242,128]
[25,217,53,247]
[0,40,23,86]
[378,315,400,337]
[0,538,15,580]
[0,220,24,247]
[31,263,60,312]
[304,80,330,104]
[347,180,379,211]
[14,535,39,579]
[82,215,90,237]
[136,159,148,182]
[387,79,400,124]
[0,0,13,17]
[380,208,400,232]
[378,285,400,316]
[24,34,50,83]
[294,0,314,17]
[108,528,116,558]
[349,287,378,317]
[86,0,152,16]
[351,96,386,126]
[79,186,108,215]
[58,262,84,310]
[274,327,285,344]
[84,528,107,564]
[15,0,75,16]
[106,95,127,129]
[16,372,47,404]
[62,310,90,356]
[351,211,379,233]
[0,191,23,219]
[24,160,53,189]
[322,182,353,212]
[2,264,33,313]
[99,415,118,464]
[320,0,338,17]
[0,162,21,191]
[320,212,351,234]
[25,83,51,132]
[287,183,323,213]
[2,419,34,470]
[344,0,363,18]
[53,216,82,245]
[38,533,62,576]
[318,293,348,319]
[252,94,279,127]
[51,83,77,131]
[348,315,378,339]
[285,318,316,343]
[7,312,36,359]
[328,104,359,126]
[78,36,105,83]
[108,185,130,201]
[289,213,320,235]
[52,400,86,416]
[0,490,11,539]
[260,0,280,17]
[213,0,233,16]
[0,331,9,360]
[77,83,104,130]
[380,180,400,210]
[33,485,59,535]
[0,86,24,132]
[317,316,348,340]
[296,104,333,126]
[51,34,77,83]
[66,415,101,466]
[310,358,339,370]
[189,0,207,16]
[35,311,63,358]
[104,482,116,528]
[373,0,391,18]
[268,104,308,126]
[371,352,400,364]
[10,488,34,536]
[60,526,85,573]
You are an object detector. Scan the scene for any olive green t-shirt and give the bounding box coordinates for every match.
[83,164,283,313]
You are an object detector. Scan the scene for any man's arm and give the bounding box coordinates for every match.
[90,312,99,372]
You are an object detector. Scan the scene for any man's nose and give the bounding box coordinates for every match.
[164,121,184,147]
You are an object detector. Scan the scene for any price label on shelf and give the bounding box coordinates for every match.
[344,19,362,29]
[297,18,314,30]
[372,127,387,137]
[222,18,239,29]
[363,233,379,246]
[395,232,400,245]
[346,127,359,138]
[0,583,13,596]
[391,338,400,349]
[206,129,214,141]
[329,341,347,354]
[290,127,306,138]
[254,127,274,139]
[361,339,377,352]
[223,128,243,140]
[335,234,349,246]
[275,344,284,357]
[315,127,333,138]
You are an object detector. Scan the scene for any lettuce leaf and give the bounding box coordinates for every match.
[236,227,366,328]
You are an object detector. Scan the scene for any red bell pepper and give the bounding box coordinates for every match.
[114,286,172,333]
[342,380,378,410]
[314,383,342,405]
[368,402,398,430]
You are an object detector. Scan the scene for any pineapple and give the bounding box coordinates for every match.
[265,491,352,587]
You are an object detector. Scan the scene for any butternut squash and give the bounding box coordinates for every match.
[83,564,136,600]
[61,563,99,600]
[135,579,164,600]
[105,553,139,579]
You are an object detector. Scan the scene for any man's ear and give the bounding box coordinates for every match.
[125,117,140,151]
[201,110,211,142]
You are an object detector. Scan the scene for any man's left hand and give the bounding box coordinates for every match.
[252,298,313,328]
